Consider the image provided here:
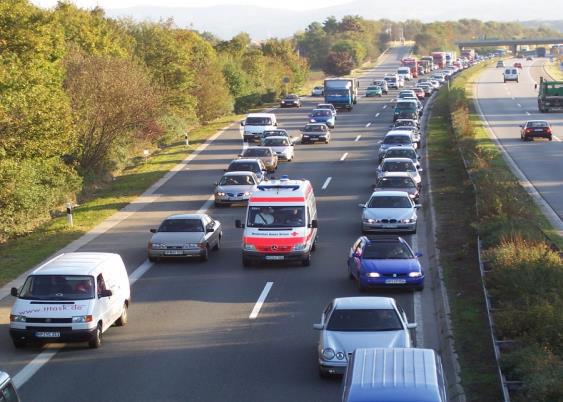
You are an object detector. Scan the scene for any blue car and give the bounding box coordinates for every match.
[347,236,424,291]
[309,108,335,128]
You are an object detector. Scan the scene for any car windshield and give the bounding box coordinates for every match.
[368,195,412,208]
[303,125,326,132]
[244,148,270,157]
[159,218,204,232]
[396,102,417,110]
[247,206,305,228]
[312,110,331,117]
[284,95,298,99]
[382,161,416,172]
[326,309,403,332]
[265,138,289,146]
[228,162,260,173]
[376,177,416,189]
[264,131,287,138]
[383,135,411,144]
[19,275,95,301]
[367,86,380,90]
[363,242,414,259]
[245,117,272,126]
[219,175,255,186]
[385,149,416,160]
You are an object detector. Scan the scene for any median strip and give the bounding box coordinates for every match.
[249,282,274,319]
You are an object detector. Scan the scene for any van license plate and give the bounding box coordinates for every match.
[385,279,406,284]
[36,332,60,338]
[265,255,284,260]
[164,250,183,255]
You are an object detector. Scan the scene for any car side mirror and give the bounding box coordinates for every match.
[313,323,323,330]
[418,167,423,172]
[407,323,417,329]
[10,287,18,297]
[310,219,318,229]
[150,228,157,233]
[99,289,112,298]
[415,204,422,209]
[235,219,244,229]
[206,227,215,233]
[240,121,245,126]
[415,252,423,257]
[358,203,366,208]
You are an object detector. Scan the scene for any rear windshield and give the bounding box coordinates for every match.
[383,135,411,144]
[526,121,548,128]
[367,195,412,208]
[327,309,403,331]
[228,162,260,173]
[159,218,204,232]
[243,148,271,157]
[19,275,95,300]
[382,161,416,172]
[264,138,289,146]
[246,117,272,126]
[376,176,416,189]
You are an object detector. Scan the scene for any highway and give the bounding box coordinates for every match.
[474,58,563,232]
[0,47,446,402]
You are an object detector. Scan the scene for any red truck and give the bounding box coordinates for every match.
[432,52,446,69]
[401,58,419,78]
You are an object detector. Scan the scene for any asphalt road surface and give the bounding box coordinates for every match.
[1,47,445,402]
[474,58,563,229]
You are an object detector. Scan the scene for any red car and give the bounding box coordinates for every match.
[413,87,425,99]
[514,62,523,69]
[520,120,552,141]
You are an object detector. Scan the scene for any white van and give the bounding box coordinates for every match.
[241,113,277,143]
[0,371,20,402]
[397,67,412,81]
[235,176,318,267]
[9,252,131,349]
[503,68,519,83]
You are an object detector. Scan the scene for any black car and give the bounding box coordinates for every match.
[520,120,552,141]
[280,94,301,108]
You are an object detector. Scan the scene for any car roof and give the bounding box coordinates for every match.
[231,158,261,164]
[305,123,328,127]
[370,190,411,197]
[311,108,330,112]
[246,113,276,118]
[263,136,290,141]
[385,131,413,137]
[223,171,256,177]
[333,296,396,310]
[165,213,206,220]
[386,146,416,152]
[31,252,120,276]
[379,172,414,178]
[382,157,415,163]
[525,120,548,124]
[317,103,334,108]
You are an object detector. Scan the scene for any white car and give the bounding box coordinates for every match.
[311,86,324,96]
[314,297,416,377]
[261,136,294,161]
[376,157,422,188]
[359,190,420,234]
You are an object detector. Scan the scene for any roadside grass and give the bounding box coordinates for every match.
[0,114,243,287]
[544,59,563,81]
[299,69,325,97]
[427,90,501,401]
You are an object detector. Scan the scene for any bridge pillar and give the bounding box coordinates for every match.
[511,44,518,55]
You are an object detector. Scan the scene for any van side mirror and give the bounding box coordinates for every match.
[313,323,323,330]
[10,287,18,297]
[407,323,417,329]
[235,219,244,229]
[240,121,245,126]
[99,289,112,298]
[310,219,318,229]
[150,228,157,233]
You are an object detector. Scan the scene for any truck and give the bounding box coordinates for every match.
[323,78,358,111]
[536,47,546,57]
[401,57,419,78]
[431,52,446,69]
[461,48,475,61]
[420,56,434,72]
[537,77,563,113]
[445,51,456,66]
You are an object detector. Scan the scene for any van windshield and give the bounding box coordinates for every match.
[246,117,272,126]
[19,275,95,300]
[247,206,305,228]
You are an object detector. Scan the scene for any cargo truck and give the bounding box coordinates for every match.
[536,47,546,57]
[401,58,419,78]
[445,51,456,66]
[431,52,446,69]
[419,57,433,73]
[461,48,475,61]
[537,77,563,113]
[323,78,358,111]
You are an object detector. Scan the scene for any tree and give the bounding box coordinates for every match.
[332,40,366,66]
[323,51,354,76]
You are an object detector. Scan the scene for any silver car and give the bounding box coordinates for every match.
[376,157,422,189]
[359,190,420,234]
[262,136,294,161]
[148,214,222,262]
[382,146,420,169]
[373,172,420,203]
[378,132,418,162]
[214,171,260,206]
[314,297,416,377]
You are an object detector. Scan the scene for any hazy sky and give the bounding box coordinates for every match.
[30,0,351,10]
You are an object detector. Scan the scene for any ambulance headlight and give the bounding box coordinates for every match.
[10,315,26,323]
[293,243,307,251]
[72,315,93,323]
[244,243,256,251]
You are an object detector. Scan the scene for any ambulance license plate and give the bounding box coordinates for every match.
[36,332,60,338]
[265,255,284,260]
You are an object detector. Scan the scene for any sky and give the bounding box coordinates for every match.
[30,0,351,10]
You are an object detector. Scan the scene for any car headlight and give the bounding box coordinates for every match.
[185,243,203,249]
[151,243,167,250]
[409,272,422,278]
[367,272,380,278]
[72,315,93,323]
[243,191,251,196]
[336,352,345,360]
[10,314,26,323]
[244,243,256,251]
[310,119,315,122]
[322,348,336,360]
[401,218,416,223]
[216,192,225,196]
[293,243,307,251]
[302,135,309,137]
[363,218,377,224]
[408,193,416,198]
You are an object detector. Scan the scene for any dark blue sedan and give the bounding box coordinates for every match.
[309,108,335,128]
[347,236,424,291]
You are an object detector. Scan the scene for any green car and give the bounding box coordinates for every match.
[366,85,383,97]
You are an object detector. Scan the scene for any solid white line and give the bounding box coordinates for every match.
[12,345,64,388]
[355,135,361,142]
[517,103,522,107]
[375,112,380,117]
[365,122,371,127]
[197,196,215,214]
[411,235,424,348]
[249,282,273,319]
[553,135,562,142]
[382,105,388,109]
[526,111,531,115]
[340,152,349,161]
[128,260,153,285]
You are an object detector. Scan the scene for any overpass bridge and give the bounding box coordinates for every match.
[456,38,563,53]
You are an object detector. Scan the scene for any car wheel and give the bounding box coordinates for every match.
[549,136,553,141]
[116,303,128,326]
[213,235,221,251]
[200,246,209,262]
[88,324,102,349]
[13,339,26,349]
[302,253,311,267]
[148,255,158,263]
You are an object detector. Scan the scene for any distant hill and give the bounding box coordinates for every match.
[519,20,563,33]
[104,0,563,40]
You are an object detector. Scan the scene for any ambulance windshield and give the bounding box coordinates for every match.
[247,206,305,228]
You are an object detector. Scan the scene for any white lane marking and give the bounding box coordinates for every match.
[517,103,522,108]
[511,97,515,100]
[197,196,215,214]
[553,135,562,142]
[411,235,424,348]
[129,260,154,285]
[365,122,371,127]
[375,112,380,118]
[249,282,274,319]
[355,135,361,142]
[526,111,531,115]
[12,345,64,388]
[383,105,388,109]
[340,152,349,161]
[321,177,332,191]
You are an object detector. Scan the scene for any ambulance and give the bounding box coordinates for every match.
[235,176,318,266]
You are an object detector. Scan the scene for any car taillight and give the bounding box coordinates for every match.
[546,128,552,134]
[526,128,533,133]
